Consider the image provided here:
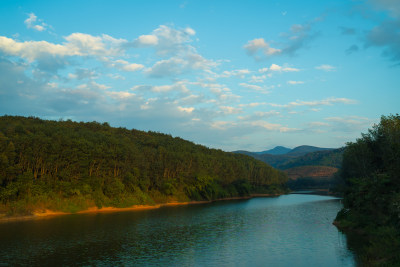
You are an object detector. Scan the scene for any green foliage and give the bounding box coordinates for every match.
[0,115,288,215]
[237,147,343,169]
[278,148,344,169]
[335,114,400,266]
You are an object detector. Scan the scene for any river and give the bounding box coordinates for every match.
[0,193,357,266]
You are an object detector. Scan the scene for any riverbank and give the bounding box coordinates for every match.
[0,193,280,223]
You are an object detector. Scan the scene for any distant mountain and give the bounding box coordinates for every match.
[234,145,343,190]
[286,145,334,156]
[234,145,341,169]
[255,146,291,155]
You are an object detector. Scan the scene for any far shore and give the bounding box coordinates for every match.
[0,193,281,223]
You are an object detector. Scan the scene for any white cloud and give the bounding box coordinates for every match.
[249,75,266,83]
[287,97,356,107]
[219,93,241,102]
[144,57,186,77]
[268,97,357,109]
[136,35,159,46]
[68,68,98,80]
[145,53,216,77]
[325,116,370,124]
[282,67,300,72]
[107,73,125,80]
[65,33,127,56]
[269,63,300,72]
[239,83,263,91]
[209,118,298,133]
[238,110,280,121]
[47,82,58,88]
[287,80,304,85]
[0,36,74,61]
[210,121,236,130]
[77,81,111,90]
[0,33,128,62]
[239,83,273,93]
[238,102,267,108]
[304,116,375,133]
[219,106,242,115]
[134,26,217,79]
[219,69,250,78]
[249,120,298,132]
[178,106,195,113]
[185,27,196,36]
[174,94,203,106]
[104,59,144,72]
[24,13,47,32]
[122,63,144,72]
[0,25,215,80]
[315,64,336,71]
[132,81,189,94]
[254,111,280,117]
[269,64,282,71]
[148,25,196,56]
[107,91,135,99]
[244,20,319,60]
[243,38,281,59]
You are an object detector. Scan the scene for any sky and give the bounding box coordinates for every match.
[0,0,399,151]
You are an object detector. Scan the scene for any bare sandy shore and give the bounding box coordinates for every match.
[0,201,209,223]
[0,194,279,223]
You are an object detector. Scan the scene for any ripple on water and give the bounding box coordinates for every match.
[0,194,356,266]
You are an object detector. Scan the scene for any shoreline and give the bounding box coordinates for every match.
[0,193,280,223]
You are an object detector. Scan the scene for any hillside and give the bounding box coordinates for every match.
[334,114,400,265]
[284,166,339,180]
[234,145,340,169]
[284,166,338,189]
[0,116,288,216]
[278,148,344,169]
[234,145,343,190]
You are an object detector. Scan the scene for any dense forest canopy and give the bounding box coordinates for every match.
[0,116,287,215]
[335,114,400,265]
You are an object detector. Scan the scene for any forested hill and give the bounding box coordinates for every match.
[0,116,288,215]
[234,145,343,190]
[234,146,342,169]
[334,114,400,265]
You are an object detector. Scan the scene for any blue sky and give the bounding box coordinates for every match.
[0,0,399,151]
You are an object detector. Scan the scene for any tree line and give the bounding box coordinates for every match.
[0,116,288,215]
[335,114,400,265]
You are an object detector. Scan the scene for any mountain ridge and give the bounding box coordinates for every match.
[254,146,291,155]
[234,145,336,157]
[233,145,343,190]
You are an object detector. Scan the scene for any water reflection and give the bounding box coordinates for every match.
[0,194,356,266]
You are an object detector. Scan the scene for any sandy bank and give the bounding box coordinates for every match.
[0,193,282,223]
[0,201,209,223]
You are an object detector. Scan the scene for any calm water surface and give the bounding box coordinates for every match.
[0,194,356,266]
